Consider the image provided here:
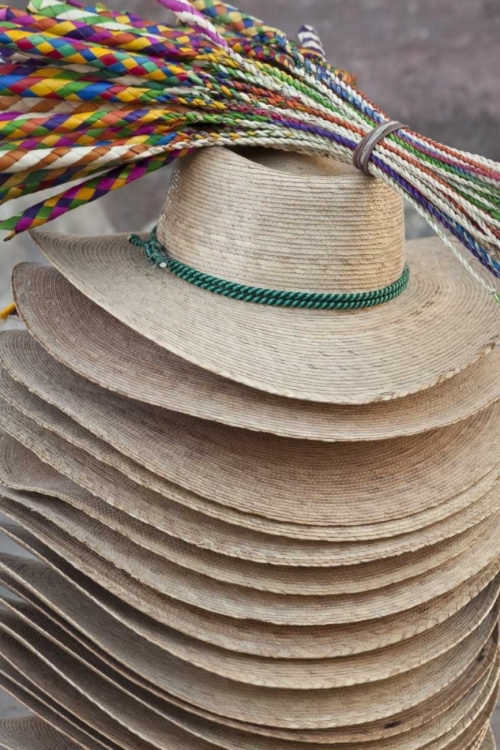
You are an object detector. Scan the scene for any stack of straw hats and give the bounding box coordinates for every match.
[0,147,499,750]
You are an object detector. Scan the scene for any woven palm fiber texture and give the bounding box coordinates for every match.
[0,0,499,748]
[0,146,499,747]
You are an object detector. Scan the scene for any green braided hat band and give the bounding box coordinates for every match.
[129,228,410,311]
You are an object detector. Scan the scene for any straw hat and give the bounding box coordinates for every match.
[0,653,495,750]
[2,437,500,568]
[0,717,100,750]
[0,551,497,692]
[30,148,500,405]
[1,618,491,750]
[2,138,499,747]
[0,604,496,731]
[1,693,493,750]
[0,588,490,705]
[0,611,496,750]
[2,432,497,571]
[1,435,496,598]
[1,480,499,628]
[10,270,500,442]
[0,626,193,750]
[1,370,500,527]
[2,400,498,544]
[2,517,499,661]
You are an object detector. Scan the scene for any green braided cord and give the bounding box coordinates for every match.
[129,227,410,310]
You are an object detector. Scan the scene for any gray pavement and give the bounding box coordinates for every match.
[0,0,499,740]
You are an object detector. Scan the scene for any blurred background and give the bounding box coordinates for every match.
[0,0,500,734]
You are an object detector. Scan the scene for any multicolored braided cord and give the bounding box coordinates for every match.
[129,227,411,309]
[0,0,500,296]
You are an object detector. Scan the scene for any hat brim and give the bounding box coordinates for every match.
[1,437,493,600]
[29,230,500,405]
[1,549,497,693]
[2,510,499,662]
[2,427,498,570]
[11,264,500,442]
[0,598,496,730]
[0,444,490,604]
[0,655,495,750]
[1,486,499,631]
[1,394,499,538]
[2,363,500,526]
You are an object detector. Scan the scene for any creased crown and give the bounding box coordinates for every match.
[158,148,405,294]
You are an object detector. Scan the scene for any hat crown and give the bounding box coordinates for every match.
[158,148,405,294]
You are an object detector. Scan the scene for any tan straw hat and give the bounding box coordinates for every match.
[29,148,500,405]
[3,143,500,750]
[2,401,498,543]
[1,551,498,692]
[1,370,499,527]
[9,269,500,442]
[2,519,499,661]
[4,432,497,571]
[2,435,500,570]
[0,607,496,749]
[0,611,496,736]
[0,603,496,731]
[1,484,499,630]
[0,435,495,599]
[0,627,185,750]
[0,717,104,750]
[0,686,493,750]
[0,649,495,750]
[0,586,493,704]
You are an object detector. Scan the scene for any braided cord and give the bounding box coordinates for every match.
[1,0,499,300]
[129,227,410,310]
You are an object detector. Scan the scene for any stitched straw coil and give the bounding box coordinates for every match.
[1,371,500,527]
[8,271,500,442]
[30,148,500,404]
[1,420,499,566]
[0,640,496,750]
[1,554,498,692]
[2,519,499,661]
[0,635,495,750]
[0,607,497,732]
[0,560,497,703]
[0,717,106,750]
[0,436,500,572]
[1,401,499,544]
[1,436,496,598]
[2,484,499,630]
